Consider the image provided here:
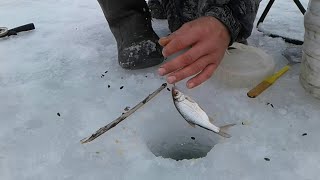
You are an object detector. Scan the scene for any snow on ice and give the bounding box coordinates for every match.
[0,0,319,180]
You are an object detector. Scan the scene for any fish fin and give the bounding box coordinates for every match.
[208,116,215,123]
[217,123,236,138]
[186,121,196,128]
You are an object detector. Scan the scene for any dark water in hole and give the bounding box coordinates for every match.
[141,117,219,161]
[148,138,216,161]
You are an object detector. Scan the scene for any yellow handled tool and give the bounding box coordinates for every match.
[247,65,290,98]
[247,46,302,98]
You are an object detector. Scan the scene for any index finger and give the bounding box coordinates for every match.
[162,26,198,57]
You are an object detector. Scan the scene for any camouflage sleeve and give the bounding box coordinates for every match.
[198,0,261,44]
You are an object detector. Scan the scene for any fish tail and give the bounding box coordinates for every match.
[217,123,236,138]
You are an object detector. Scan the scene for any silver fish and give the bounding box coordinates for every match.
[172,86,235,138]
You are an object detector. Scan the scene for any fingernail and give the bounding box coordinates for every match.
[159,36,168,41]
[162,48,167,57]
[158,68,166,76]
[167,76,176,84]
[187,82,195,88]
[158,40,163,46]
[159,37,167,41]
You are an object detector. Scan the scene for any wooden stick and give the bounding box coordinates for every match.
[80,83,168,144]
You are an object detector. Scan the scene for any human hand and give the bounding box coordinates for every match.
[157,16,231,88]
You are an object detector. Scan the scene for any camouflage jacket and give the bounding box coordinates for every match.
[160,0,261,44]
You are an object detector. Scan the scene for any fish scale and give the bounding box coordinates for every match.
[175,98,220,132]
[171,85,235,138]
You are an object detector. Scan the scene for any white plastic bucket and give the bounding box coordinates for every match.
[300,0,320,99]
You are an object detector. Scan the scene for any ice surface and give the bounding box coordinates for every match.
[257,0,309,42]
[1,0,320,180]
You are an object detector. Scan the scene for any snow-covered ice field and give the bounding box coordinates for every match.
[1,0,319,179]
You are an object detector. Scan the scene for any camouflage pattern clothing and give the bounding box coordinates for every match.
[148,0,261,44]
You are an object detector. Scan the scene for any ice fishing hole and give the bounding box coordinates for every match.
[139,107,220,161]
[146,133,218,161]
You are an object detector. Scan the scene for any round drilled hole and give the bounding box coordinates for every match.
[145,131,218,161]
[137,108,220,161]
